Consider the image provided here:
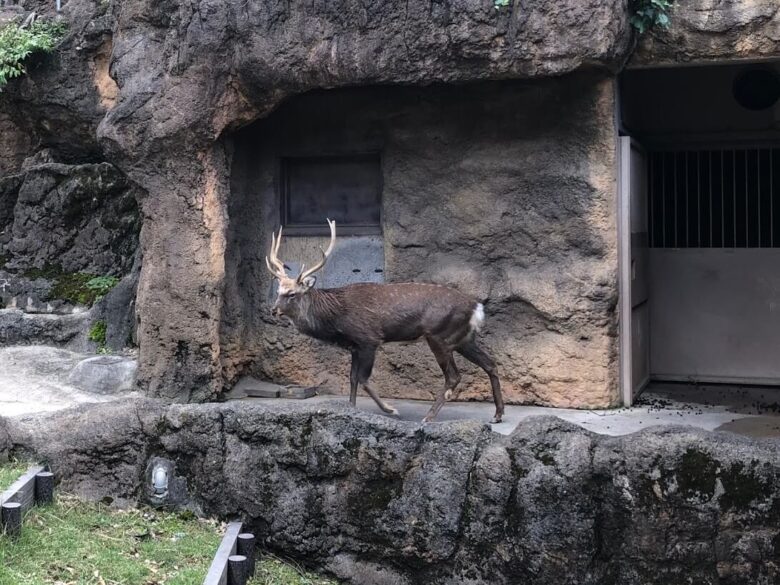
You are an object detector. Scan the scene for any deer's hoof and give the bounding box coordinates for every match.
[386,406,399,416]
[491,415,503,424]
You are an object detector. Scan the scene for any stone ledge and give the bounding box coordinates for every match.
[3,399,780,584]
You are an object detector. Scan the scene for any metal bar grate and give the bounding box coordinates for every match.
[648,147,780,248]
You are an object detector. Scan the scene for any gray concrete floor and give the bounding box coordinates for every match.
[2,346,778,439]
[0,346,134,416]
[239,382,780,438]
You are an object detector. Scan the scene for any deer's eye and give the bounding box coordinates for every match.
[287,292,296,299]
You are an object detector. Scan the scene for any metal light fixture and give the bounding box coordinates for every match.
[151,465,169,497]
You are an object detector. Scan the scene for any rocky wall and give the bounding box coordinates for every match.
[224,76,620,408]
[632,0,780,66]
[3,0,778,403]
[2,400,780,585]
[90,0,633,402]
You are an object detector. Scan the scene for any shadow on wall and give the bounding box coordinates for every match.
[221,73,620,409]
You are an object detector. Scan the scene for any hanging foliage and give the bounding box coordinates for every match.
[630,0,675,34]
[0,18,67,90]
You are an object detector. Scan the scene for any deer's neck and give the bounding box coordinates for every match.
[292,288,345,336]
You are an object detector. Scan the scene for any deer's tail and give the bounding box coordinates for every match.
[469,303,485,332]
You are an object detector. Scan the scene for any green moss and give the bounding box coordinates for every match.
[88,320,107,346]
[49,272,97,304]
[676,448,718,500]
[22,263,63,280]
[21,265,120,306]
[719,461,767,511]
[353,476,402,519]
[536,452,555,466]
[84,275,120,298]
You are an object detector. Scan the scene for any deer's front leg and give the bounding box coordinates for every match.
[349,349,359,407]
[356,346,398,416]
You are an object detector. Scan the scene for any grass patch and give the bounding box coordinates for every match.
[0,465,340,585]
[0,460,340,585]
[251,556,339,585]
[0,495,222,584]
[0,460,31,492]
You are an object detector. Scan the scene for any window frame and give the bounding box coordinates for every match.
[278,152,383,236]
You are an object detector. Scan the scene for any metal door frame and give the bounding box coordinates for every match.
[618,136,650,406]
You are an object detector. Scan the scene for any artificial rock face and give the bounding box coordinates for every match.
[3,400,780,585]
[2,0,779,404]
[224,78,620,408]
[632,0,780,66]
[95,0,633,404]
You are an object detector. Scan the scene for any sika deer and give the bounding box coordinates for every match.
[265,219,504,423]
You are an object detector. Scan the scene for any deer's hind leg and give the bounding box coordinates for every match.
[354,346,398,416]
[422,338,461,423]
[456,336,504,424]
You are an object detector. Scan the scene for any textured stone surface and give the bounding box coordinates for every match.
[0,346,126,416]
[0,161,139,276]
[632,0,780,66]
[67,355,138,394]
[1,0,777,406]
[4,399,780,584]
[0,308,92,347]
[224,78,619,408]
[95,0,631,403]
[0,0,116,176]
[91,252,141,351]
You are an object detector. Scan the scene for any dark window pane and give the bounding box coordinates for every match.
[282,155,381,228]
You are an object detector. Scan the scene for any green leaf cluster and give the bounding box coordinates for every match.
[0,19,67,89]
[630,0,674,34]
[85,275,120,299]
[88,319,107,346]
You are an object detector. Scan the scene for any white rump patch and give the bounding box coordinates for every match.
[470,303,485,331]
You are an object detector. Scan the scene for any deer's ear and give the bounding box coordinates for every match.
[300,275,317,290]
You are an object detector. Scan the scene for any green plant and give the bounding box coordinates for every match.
[0,19,67,90]
[88,319,107,347]
[49,272,96,305]
[85,275,120,299]
[22,266,120,306]
[630,0,674,34]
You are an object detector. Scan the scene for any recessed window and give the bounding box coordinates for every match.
[280,154,381,235]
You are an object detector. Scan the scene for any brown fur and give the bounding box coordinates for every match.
[273,281,504,423]
[266,220,504,422]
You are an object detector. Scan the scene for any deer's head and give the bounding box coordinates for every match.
[265,219,337,318]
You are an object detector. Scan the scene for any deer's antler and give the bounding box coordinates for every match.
[298,218,336,282]
[265,227,288,279]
